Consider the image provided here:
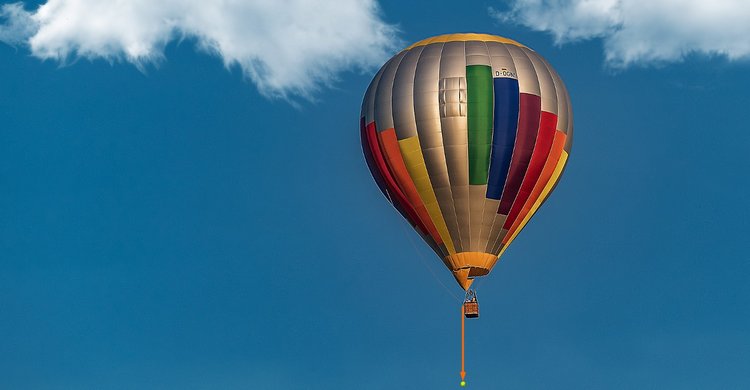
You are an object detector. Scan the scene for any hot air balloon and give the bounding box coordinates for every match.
[360,33,572,295]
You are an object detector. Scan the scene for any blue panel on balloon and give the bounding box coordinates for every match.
[486,77,520,200]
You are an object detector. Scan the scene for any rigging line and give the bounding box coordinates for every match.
[397,214,462,302]
[472,272,487,292]
[385,189,462,302]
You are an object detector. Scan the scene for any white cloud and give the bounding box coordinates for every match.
[494,0,750,67]
[0,3,36,45]
[0,0,399,98]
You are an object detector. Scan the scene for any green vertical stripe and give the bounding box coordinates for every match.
[466,65,494,185]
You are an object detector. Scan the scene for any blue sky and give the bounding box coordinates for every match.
[2,1,750,389]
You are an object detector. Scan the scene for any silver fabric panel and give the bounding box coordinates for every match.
[438,41,469,252]
[487,41,518,80]
[414,43,444,149]
[507,45,540,96]
[374,51,407,131]
[363,63,386,125]
[465,41,491,66]
[537,62,572,209]
[412,43,462,253]
[392,47,424,139]
[562,78,574,151]
[415,225,448,259]
[478,198,499,249]
[488,216,508,255]
[421,148,452,188]
[542,55,573,149]
[465,41,492,252]
[484,209,508,254]
[480,199,503,253]
[469,185,489,251]
[544,57,569,134]
[526,49,558,115]
[485,210,508,254]
[444,141,469,253]
[492,228,509,254]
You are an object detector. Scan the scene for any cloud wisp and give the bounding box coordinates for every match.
[494,0,750,67]
[0,0,399,99]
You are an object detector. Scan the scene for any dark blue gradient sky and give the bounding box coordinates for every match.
[2,1,750,389]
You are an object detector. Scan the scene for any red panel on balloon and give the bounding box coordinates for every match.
[364,121,433,241]
[497,93,542,215]
[360,117,388,197]
[504,111,558,229]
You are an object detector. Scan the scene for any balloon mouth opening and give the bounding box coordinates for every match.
[444,252,498,290]
[452,268,488,291]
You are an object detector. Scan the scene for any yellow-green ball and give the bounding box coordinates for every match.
[460,381,466,387]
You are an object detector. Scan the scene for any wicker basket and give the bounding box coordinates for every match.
[464,301,479,318]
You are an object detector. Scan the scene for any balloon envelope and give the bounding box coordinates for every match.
[360,34,573,290]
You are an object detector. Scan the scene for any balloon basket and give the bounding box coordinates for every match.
[463,302,479,318]
[463,290,479,318]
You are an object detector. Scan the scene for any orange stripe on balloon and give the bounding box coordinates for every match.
[377,128,443,245]
[503,130,567,244]
[364,121,434,245]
